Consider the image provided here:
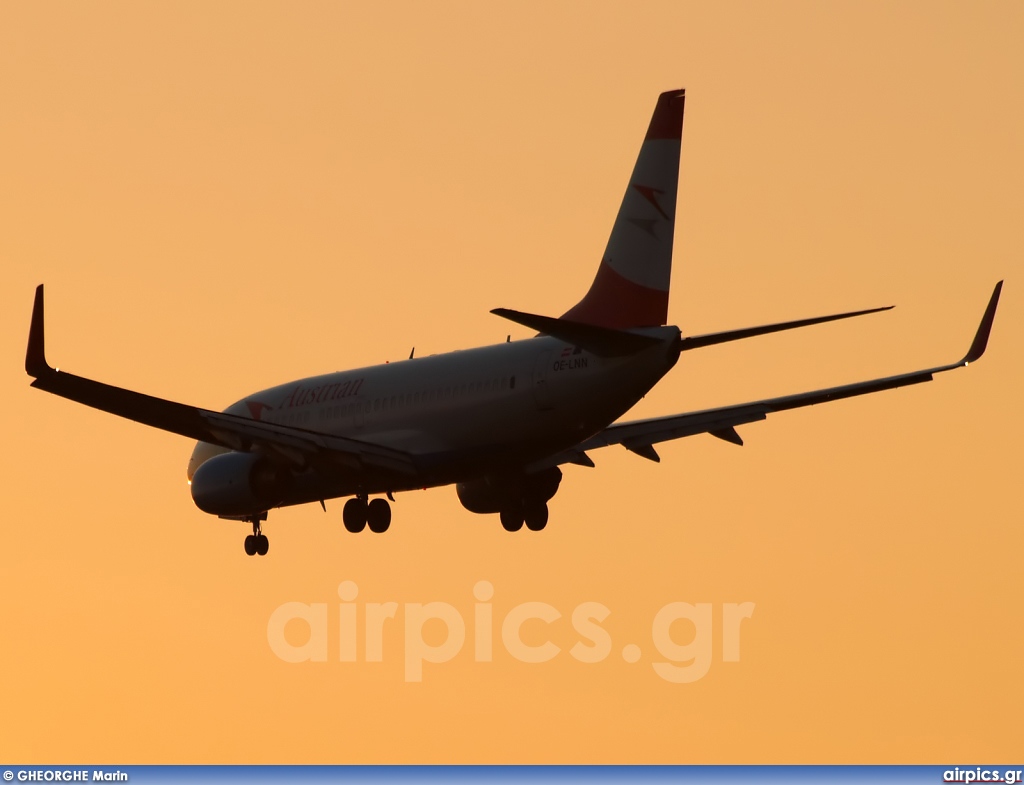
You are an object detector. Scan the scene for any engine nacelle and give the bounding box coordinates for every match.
[190,451,293,516]
[456,467,562,515]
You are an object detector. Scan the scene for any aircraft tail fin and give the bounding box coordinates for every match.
[561,89,684,329]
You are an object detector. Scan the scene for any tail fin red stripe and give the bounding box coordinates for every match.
[560,261,669,329]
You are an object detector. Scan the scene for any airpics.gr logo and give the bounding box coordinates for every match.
[267,581,755,683]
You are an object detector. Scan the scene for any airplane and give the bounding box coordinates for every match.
[25,89,1002,556]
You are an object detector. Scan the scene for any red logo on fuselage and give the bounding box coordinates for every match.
[246,400,272,421]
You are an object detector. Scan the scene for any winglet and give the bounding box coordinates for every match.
[962,281,1003,365]
[26,284,54,378]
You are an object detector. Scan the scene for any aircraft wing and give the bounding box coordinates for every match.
[24,285,418,477]
[536,281,1002,467]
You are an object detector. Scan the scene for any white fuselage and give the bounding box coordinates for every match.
[188,327,681,505]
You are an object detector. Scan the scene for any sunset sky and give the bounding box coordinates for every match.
[1,1,1022,763]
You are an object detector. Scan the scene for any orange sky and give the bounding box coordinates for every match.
[1,0,1022,763]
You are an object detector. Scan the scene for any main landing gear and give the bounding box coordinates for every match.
[343,495,392,533]
[499,500,549,532]
[243,516,269,556]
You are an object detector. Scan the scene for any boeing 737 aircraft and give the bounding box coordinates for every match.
[25,89,1002,556]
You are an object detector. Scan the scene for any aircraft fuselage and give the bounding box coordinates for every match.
[188,327,682,512]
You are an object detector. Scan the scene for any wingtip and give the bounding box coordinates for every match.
[962,280,1003,365]
[26,283,52,378]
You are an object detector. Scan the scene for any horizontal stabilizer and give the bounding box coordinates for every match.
[491,308,663,357]
[678,305,893,352]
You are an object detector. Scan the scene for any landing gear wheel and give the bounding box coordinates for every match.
[244,516,269,556]
[343,498,368,533]
[500,506,524,532]
[367,498,392,533]
[524,502,549,531]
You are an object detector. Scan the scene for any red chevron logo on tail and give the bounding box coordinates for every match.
[633,184,670,220]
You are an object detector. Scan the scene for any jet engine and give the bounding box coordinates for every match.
[190,451,293,516]
[456,467,562,514]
